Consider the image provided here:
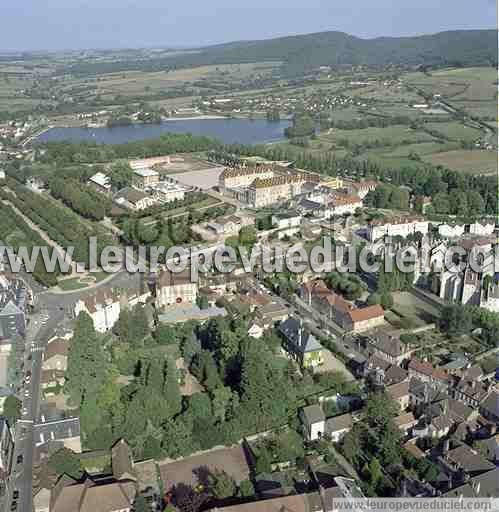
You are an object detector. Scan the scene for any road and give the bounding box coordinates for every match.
[5,307,64,512]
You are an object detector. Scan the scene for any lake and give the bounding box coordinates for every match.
[36,118,292,145]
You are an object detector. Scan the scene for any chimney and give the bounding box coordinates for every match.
[443,439,450,455]
[298,318,303,348]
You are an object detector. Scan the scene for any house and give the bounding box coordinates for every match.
[409,377,449,409]
[40,369,66,391]
[326,193,362,217]
[299,404,353,442]
[49,476,137,512]
[34,417,81,455]
[42,336,70,372]
[132,167,160,189]
[439,444,495,479]
[367,216,429,242]
[300,280,384,332]
[394,412,417,434]
[324,413,354,442]
[257,301,289,328]
[111,439,136,482]
[345,180,377,199]
[88,172,111,192]
[272,212,302,230]
[300,404,326,441]
[152,182,186,203]
[480,389,499,424]
[0,300,26,340]
[438,223,465,239]
[206,214,254,238]
[73,288,122,333]
[0,417,13,485]
[387,381,410,410]
[442,467,499,499]
[367,334,414,365]
[474,435,499,464]
[364,355,389,385]
[408,358,449,390]
[279,317,324,369]
[156,269,198,308]
[114,187,157,211]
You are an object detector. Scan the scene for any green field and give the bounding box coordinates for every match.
[321,124,435,146]
[422,149,497,174]
[425,121,482,142]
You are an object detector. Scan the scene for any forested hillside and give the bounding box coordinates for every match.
[61,30,497,76]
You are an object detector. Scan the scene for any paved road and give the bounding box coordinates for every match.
[6,308,63,512]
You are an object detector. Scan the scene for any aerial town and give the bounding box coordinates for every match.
[0,3,497,512]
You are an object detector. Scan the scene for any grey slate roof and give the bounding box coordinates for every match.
[325,413,353,434]
[279,317,323,354]
[301,404,325,425]
[33,417,80,446]
[0,300,23,316]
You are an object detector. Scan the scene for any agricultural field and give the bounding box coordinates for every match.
[321,124,436,146]
[404,67,498,120]
[62,61,282,101]
[422,149,497,175]
[424,121,482,142]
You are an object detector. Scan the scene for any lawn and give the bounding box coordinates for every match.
[422,149,497,175]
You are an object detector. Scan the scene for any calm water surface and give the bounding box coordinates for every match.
[36,118,292,145]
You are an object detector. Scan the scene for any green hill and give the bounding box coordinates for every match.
[63,29,498,76]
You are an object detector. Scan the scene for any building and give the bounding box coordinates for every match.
[367,334,414,365]
[272,212,302,230]
[299,404,353,442]
[480,389,499,424]
[132,167,160,189]
[408,358,450,390]
[0,300,25,340]
[73,288,125,333]
[49,476,136,512]
[130,156,171,170]
[344,180,378,199]
[247,175,309,208]
[300,280,384,333]
[156,269,198,308]
[0,417,13,487]
[88,172,111,192]
[206,214,255,239]
[325,193,362,217]
[320,177,344,190]
[34,417,81,455]
[438,223,465,239]
[300,404,326,441]
[42,335,70,372]
[279,317,324,369]
[219,166,274,190]
[387,381,410,410]
[469,221,496,237]
[367,216,429,242]
[114,187,157,210]
[152,182,186,203]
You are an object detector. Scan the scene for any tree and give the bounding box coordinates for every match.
[209,470,237,499]
[133,495,150,512]
[47,447,84,479]
[440,304,473,336]
[380,292,394,309]
[365,392,399,428]
[155,324,179,345]
[197,295,209,310]
[367,293,381,306]
[65,312,108,407]
[239,479,255,497]
[3,395,21,426]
